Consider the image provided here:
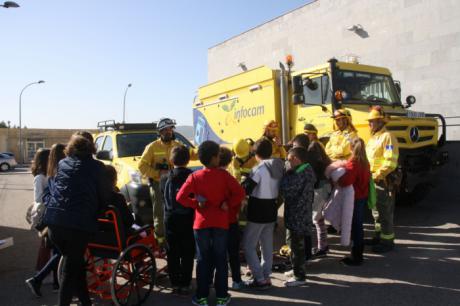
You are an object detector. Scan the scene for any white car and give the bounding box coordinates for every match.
[0,153,17,171]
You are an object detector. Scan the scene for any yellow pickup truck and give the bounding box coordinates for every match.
[94,120,200,221]
[193,57,448,202]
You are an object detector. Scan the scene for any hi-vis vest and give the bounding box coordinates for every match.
[138,139,182,182]
[366,128,399,182]
[325,129,357,161]
[230,155,258,183]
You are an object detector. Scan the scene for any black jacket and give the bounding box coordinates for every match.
[43,156,111,233]
[161,167,194,217]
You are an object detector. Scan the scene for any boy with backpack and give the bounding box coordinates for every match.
[177,141,245,306]
[160,146,195,295]
[241,139,284,290]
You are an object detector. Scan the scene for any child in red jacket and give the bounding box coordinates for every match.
[177,141,245,306]
[338,138,371,266]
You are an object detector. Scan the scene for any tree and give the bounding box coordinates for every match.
[0,121,7,128]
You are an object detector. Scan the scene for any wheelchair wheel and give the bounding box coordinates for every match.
[111,243,156,306]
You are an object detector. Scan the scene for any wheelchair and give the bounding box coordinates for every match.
[58,206,165,306]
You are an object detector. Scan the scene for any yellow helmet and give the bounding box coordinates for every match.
[331,108,352,120]
[367,106,386,121]
[232,138,251,158]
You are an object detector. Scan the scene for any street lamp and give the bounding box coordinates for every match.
[19,80,45,163]
[0,1,20,8]
[122,83,132,123]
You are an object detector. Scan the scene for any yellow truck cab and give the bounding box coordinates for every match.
[94,120,201,221]
[194,57,448,201]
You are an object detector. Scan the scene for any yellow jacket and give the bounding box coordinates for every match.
[366,128,399,182]
[138,139,195,182]
[262,136,287,159]
[230,155,258,182]
[325,129,357,161]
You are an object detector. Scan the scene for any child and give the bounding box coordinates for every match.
[177,141,245,306]
[242,139,284,290]
[161,146,195,295]
[218,146,245,290]
[280,147,315,287]
[303,125,332,257]
[338,138,371,266]
[104,165,136,232]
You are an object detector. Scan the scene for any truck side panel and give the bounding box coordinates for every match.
[194,66,281,145]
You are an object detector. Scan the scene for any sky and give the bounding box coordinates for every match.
[0,0,309,129]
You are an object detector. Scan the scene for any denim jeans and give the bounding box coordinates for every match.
[194,228,228,299]
[34,245,61,284]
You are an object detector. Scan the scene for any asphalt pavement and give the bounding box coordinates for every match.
[0,162,459,306]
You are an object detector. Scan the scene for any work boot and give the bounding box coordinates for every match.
[372,240,394,253]
[341,246,363,266]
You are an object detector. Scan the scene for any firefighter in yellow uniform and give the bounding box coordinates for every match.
[138,118,195,244]
[366,106,399,253]
[260,120,287,159]
[325,109,358,161]
[230,138,258,228]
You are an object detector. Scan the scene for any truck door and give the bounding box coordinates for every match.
[293,75,333,139]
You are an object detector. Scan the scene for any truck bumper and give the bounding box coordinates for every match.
[120,182,153,224]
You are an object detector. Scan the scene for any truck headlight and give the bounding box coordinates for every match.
[129,170,142,184]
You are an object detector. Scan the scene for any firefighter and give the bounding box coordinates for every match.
[325,109,358,161]
[366,106,399,253]
[231,138,257,182]
[261,120,287,159]
[230,138,258,229]
[138,118,184,244]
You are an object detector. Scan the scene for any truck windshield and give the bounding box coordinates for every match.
[335,70,401,105]
[116,132,192,158]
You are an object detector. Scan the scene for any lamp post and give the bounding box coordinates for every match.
[19,80,45,163]
[0,1,20,8]
[122,83,132,123]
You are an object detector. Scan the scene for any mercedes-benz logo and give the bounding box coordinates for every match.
[410,127,419,142]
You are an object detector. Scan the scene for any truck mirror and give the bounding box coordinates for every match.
[96,150,113,161]
[292,75,305,105]
[304,78,318,91]
[406,95,416,106]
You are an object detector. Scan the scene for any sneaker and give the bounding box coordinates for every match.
[245,279,271,290]
[284,277,307,287]
[312,246,329,258]
[231,281,246,290]
[216,294,232,306]
[25,278,42,297]
[52,282,60,293]
[192,296,209,306]
[284,270,294,278]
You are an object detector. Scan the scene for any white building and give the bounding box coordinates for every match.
[207,0,460,140]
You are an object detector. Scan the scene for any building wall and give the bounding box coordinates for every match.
[208,0,460,139]
[0,128,97,163]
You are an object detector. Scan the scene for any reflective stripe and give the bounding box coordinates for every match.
[380,232,395,240]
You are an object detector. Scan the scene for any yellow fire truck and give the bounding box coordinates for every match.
[193,57,448,201]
